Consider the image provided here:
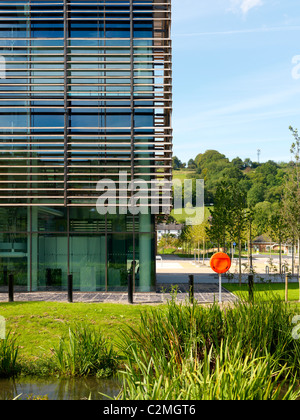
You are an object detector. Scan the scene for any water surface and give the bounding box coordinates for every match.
[0,376,121,400]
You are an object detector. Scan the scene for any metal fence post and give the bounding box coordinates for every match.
[128,272,133,304]
[68,274,73,303]
[189,274,194,304]
[8,274,14,303]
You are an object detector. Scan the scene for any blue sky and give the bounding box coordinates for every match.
[171,0,300,164]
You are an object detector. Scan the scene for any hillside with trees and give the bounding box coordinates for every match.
[173,149,287,209]
[164,128,300,281]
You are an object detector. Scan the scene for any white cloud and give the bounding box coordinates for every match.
[173,26,300,38]
[230,0,263,14]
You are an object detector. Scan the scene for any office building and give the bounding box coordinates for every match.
[0,0,172,292]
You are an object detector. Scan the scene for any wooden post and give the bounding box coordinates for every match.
[285,274,289,303]
[248,274,254,303]
[189,275,194,304]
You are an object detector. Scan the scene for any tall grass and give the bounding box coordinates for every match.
[119,341,299,400]
[52,323,118,378]
[117,296,300,400]
[0,331,20,378]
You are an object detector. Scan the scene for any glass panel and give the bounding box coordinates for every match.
[0,233,28,288]
[70,234,106,292]
[0,208,28,232]
[69,207,106,233]
[107,232,131,291]
[37,207,67,232]
[36,234,68,291]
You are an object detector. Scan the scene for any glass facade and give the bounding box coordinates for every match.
[0,0,172,292]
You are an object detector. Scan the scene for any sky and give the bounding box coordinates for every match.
[171,0,300,164]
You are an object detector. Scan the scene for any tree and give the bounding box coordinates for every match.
[282,126,300,277]
[247,183,265,207]
[207,182,248,283]
[252,201,272,236]
[207,183,230,252]
[196,150,229,176]
[172,156,185,170]
[187,158,196,170]
[226,184,248,285]
[190,220,210,263]
[232,157,245,170]
[178,225,192,254]
[244,158,253,168]
[268,203,289,275]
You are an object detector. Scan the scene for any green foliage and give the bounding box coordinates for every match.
[117,297,300,400]
[175,135,298,245]
[282,126,300,240]
[247,183,265,207]
[2,299,300,400]
[172,156,186,170]
[0,331,20,378]
[52,322,118,377]
[184,149,287,209]
[207,183,230,248]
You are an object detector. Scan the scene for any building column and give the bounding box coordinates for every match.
[31,207,38,291]
[139,213,152,292]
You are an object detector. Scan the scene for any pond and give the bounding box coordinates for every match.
[0,376,121,400]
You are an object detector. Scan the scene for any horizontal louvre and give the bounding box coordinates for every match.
[0,0,172,208]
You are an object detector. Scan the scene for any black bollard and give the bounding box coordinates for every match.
[189,274,194,304]
[68,274,73,303]
[3,266,7,286]
[8,274,14,303]
[248,274,254,303]
[128,273,133,304]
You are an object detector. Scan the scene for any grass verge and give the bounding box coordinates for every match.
[1,296,300,400]
[0,301,152,368]
[223,282,300,302]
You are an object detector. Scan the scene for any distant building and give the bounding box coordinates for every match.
[252,234,291,254]
[252,234,275,253]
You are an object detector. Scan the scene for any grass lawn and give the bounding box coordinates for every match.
[172,169,195,182]
[0,302,153,364]
[1,290,299,372]
[171,206,212,225]
[223,282,300,303]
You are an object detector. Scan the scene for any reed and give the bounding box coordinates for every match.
[0,331,20,378]
[117,295,300,400]
[118,340,299,400]
[52,322,118,377]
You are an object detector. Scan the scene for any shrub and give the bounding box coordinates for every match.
[52,323,118,377]
[0,331,20,378]
[117,296,300,400]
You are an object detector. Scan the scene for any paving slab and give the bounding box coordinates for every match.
[0,283,237,305]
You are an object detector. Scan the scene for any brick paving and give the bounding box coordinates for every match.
[0,283,237,305]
